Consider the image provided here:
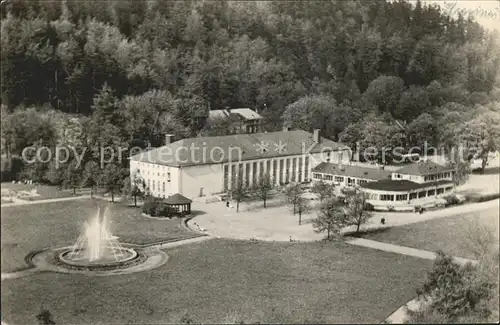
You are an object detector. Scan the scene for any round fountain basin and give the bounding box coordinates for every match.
[58,247,138,269]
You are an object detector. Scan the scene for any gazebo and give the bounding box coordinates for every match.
[164,193,192,216]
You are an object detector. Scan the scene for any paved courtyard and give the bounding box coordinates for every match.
[190,197,325,241]
[189,196,499,242]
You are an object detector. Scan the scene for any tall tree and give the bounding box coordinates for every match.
[123,173,146,207]
[230,168,249,212]
[310,181,335,202]
[344,189,372,233]
[81,161,100,198]
[447,146,471,190]
[285,182,304,215]
[363,76,405,117]
[100,163,126,203]
[312,198,345,240]
[462,110,500,171]
[255,172,274,208]
[62,158,81,194]
[296,196,310,226]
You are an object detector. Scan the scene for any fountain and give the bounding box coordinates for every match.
[27,205,169,275]
[57,206,138,269]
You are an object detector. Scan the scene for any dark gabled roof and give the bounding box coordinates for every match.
[130,130,343,167]
[395,161,454,176]
[360,179,453,192]
[164,193,192,205]
[312,162,392,181]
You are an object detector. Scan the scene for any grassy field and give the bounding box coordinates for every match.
[1,200,199,272]
[361,206,500,260]
[1,239,433,324]
[1,182,89,201]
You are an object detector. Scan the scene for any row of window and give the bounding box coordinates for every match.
[374,186,453,201]
[146,179,167,193]
[424,172,452,182]
[136,168,171,181]
[313,173,371,186]
[223,156,309,190]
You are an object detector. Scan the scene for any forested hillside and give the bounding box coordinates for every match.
[1,0,500,186]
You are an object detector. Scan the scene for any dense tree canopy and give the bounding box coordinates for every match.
[1,0,500,183]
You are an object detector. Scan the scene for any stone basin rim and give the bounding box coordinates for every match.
[57,247,138,267]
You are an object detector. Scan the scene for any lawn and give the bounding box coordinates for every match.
[1,199,201,272]
[1,239,433,324]
[361,205,500,260]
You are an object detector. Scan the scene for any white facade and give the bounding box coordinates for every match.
[129,160,180,198]
[363,184,454,209]
[130,150,349,199]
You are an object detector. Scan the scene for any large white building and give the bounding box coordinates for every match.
[130,129,350,199]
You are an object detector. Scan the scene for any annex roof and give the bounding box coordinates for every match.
[130,130,344,167]
[312,163,392,181]
[360,179,453,192]
[394,160,454,176]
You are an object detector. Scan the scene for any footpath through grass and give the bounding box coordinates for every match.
[361,206,499,260]
[2,238,433,324]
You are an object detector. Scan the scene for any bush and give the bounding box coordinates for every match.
[443,194,461,207]
[142,195,157,216]
[142,196,177,217]
[407,251,495,323]
[363,202,374,211]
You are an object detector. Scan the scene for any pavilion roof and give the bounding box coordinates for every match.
[164,193,192,205]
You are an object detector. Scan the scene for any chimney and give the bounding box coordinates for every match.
[313,129,320,143]
[164,134,174,145]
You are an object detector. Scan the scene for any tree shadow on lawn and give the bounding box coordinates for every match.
[472,167,500,175]
[344,226,392,238]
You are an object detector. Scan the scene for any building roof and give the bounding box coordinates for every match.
[312,162,392,181]
[360,179,453,192]
[394,161,454,176]
[130,130,343,167]
[164,193,192,205]
[208,108,263,122]
[230,108,263,120]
